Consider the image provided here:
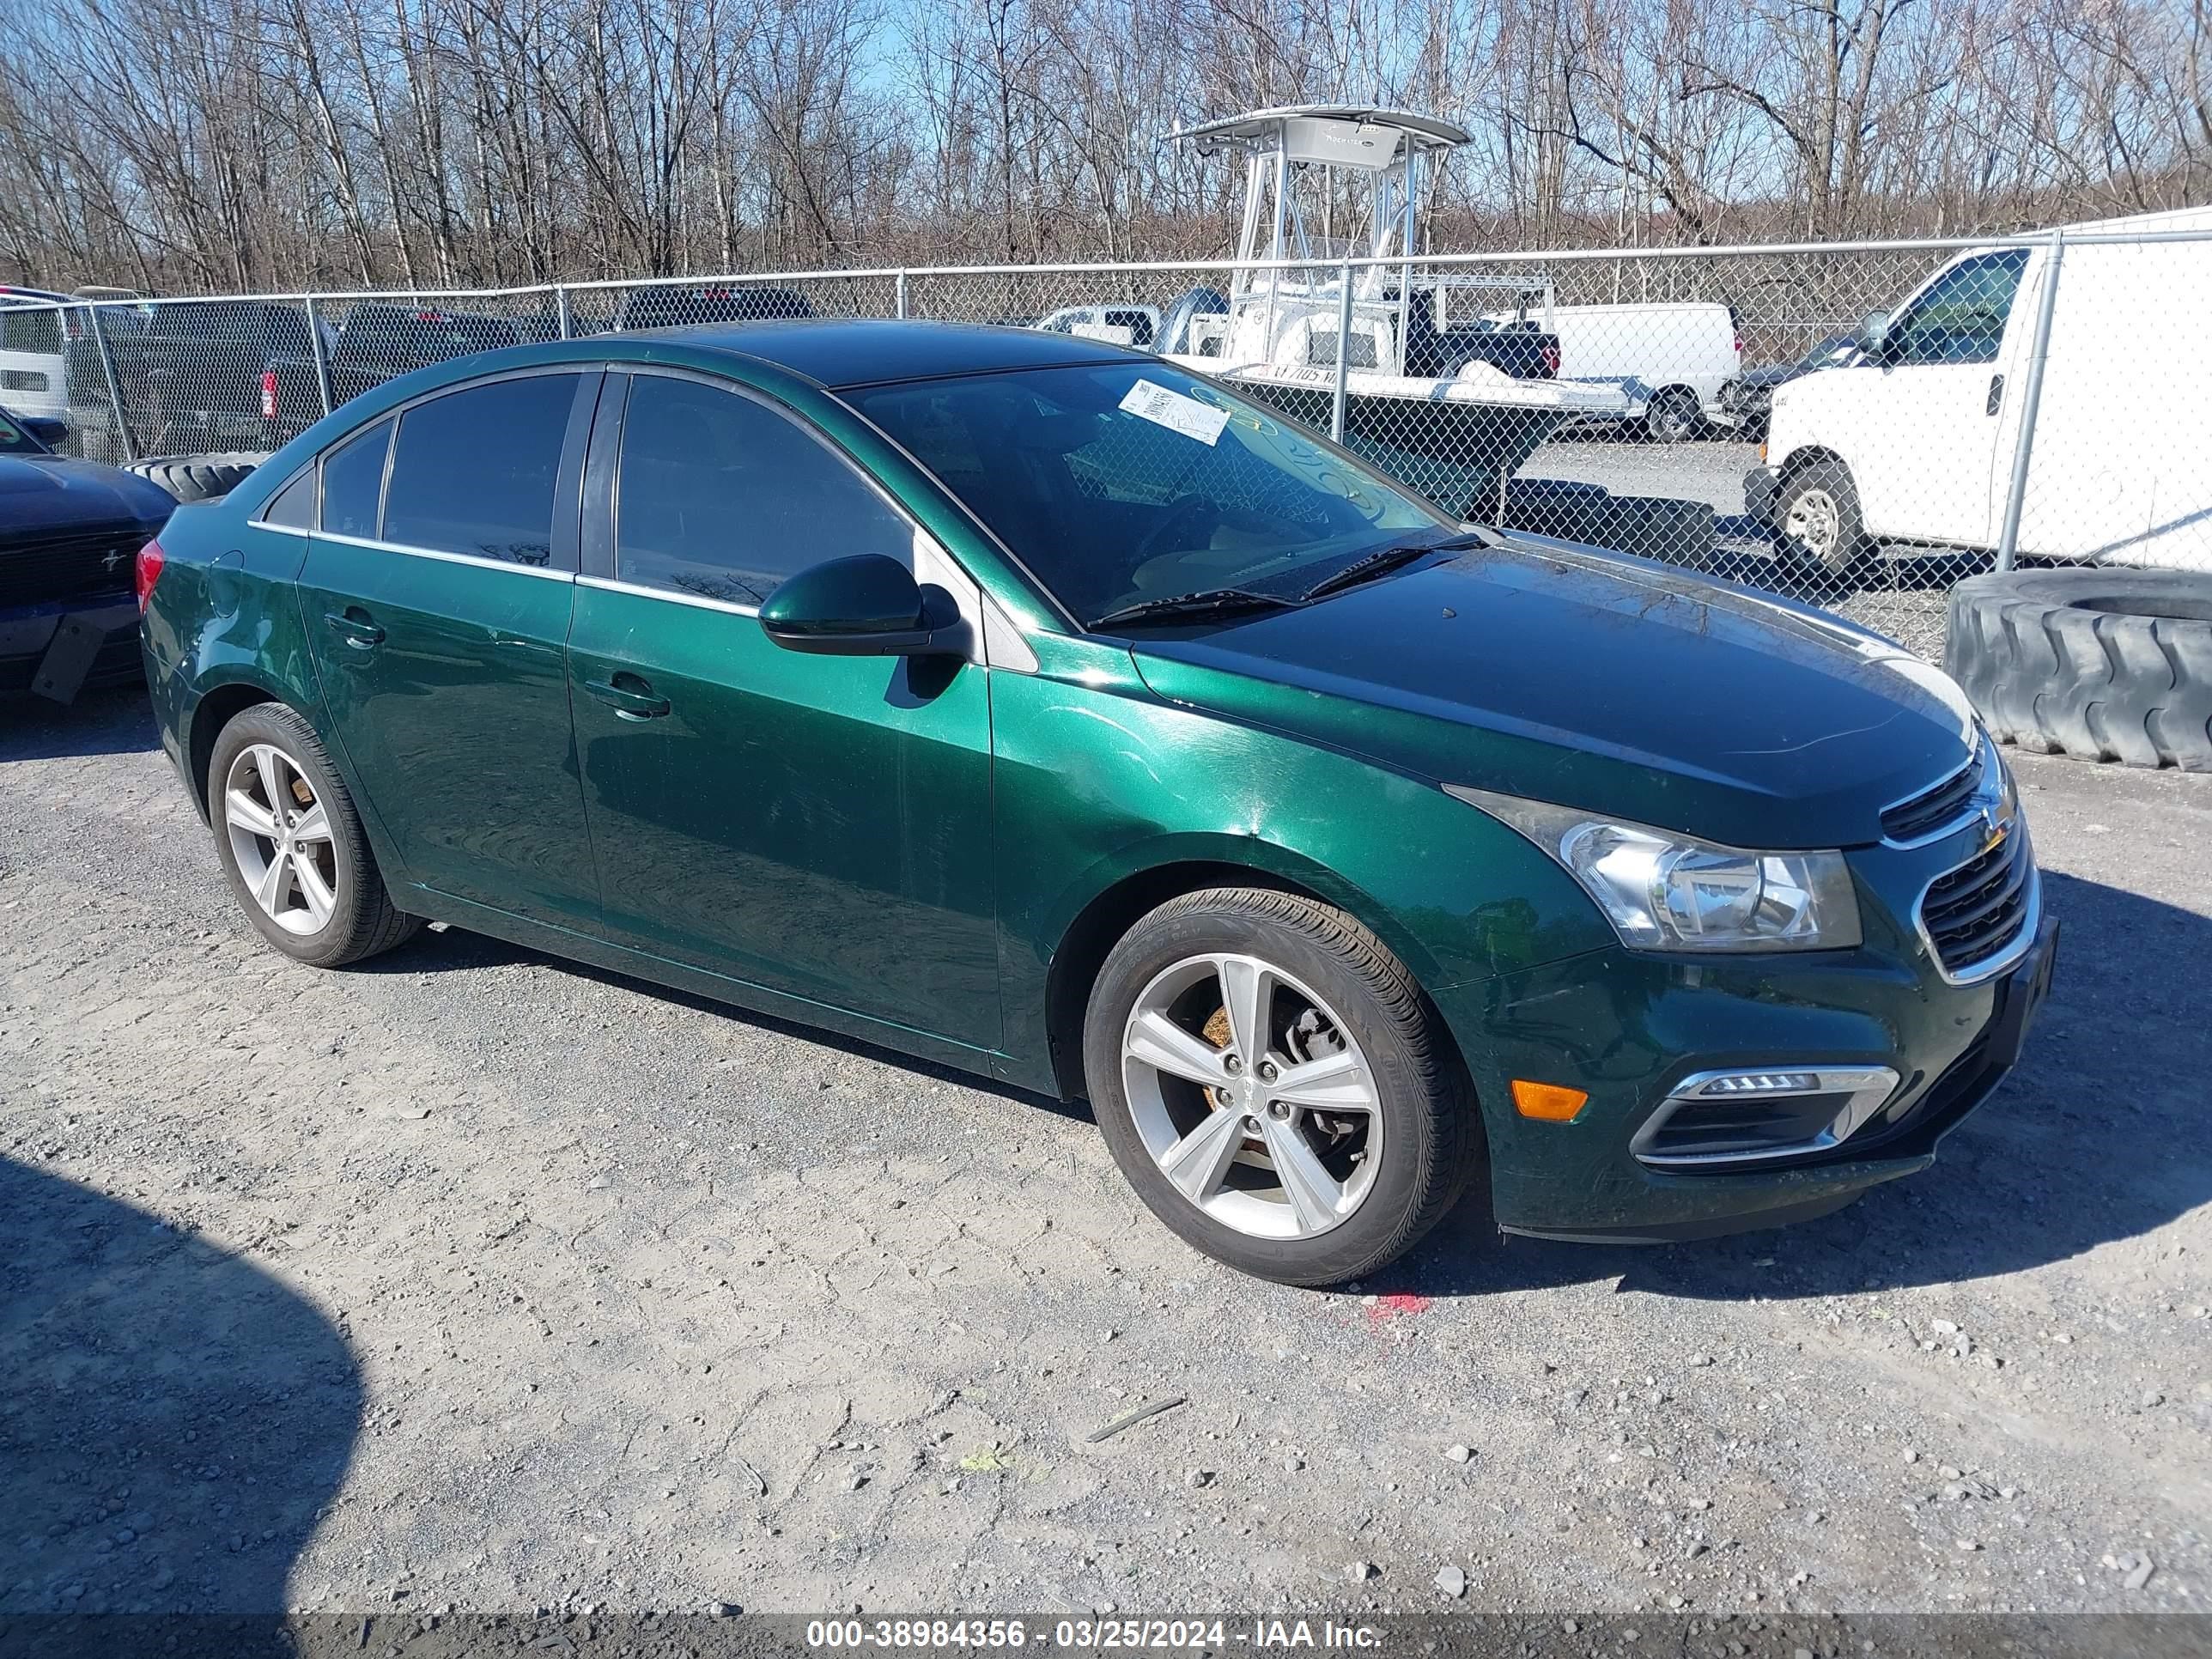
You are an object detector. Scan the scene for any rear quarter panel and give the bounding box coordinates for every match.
[141,495,329,821]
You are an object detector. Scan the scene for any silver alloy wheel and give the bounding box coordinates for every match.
[1121,952,1382,1240]
[223,742,339,936]
[1784,486,1840,559]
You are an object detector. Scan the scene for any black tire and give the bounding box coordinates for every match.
[124,451,270,503]
[1774,456,1869,574]
[1944,569,2212,770]
[207,702,422,966]
[1082,887,1478,1287]
[1643,386,1701,444]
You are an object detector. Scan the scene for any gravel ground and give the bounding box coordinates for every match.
[3,685,2209,1624]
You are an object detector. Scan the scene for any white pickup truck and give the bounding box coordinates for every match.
[1747,204,2212,572]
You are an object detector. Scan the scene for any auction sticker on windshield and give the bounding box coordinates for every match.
[1119,378,1229,446]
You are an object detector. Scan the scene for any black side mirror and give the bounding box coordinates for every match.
[758,554,963,658]
[1856,311,1891,355]
[21,415,70,448]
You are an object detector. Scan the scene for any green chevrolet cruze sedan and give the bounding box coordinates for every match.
[137,321,2055,1285]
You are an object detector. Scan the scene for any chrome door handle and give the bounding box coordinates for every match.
[584,674,671,720]
[323,610,384,648]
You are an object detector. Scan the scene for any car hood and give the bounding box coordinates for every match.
[0,453,174,549]
[1127,537,1977,850]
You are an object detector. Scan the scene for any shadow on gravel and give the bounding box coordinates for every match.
[0,685,159,761]
[1403,867,2212,1303]
[0,1157,361,1630]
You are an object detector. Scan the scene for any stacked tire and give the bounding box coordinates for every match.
[122,452,269,504]
[1945,569,2212,771]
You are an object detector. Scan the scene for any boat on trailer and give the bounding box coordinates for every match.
[1158,106,1627,518]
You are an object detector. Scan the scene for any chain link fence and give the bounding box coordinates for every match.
[4,226,2205,659]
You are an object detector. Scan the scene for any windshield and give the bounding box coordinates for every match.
[0,410,46,454]
[845,362,1449,627]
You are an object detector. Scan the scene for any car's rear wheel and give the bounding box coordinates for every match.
[1083,887,1476,1285]
[208,703,420,967]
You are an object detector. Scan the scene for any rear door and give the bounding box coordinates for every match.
[566,368,1000,1048]
[0,301,68,422]
[1846,248,2030,545]
[297,368,605,927]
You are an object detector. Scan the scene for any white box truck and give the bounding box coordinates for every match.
[1748,204,2212,572]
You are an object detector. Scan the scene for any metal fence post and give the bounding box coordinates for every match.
[305,296,334,416]
[1330,258,1354,443]
[896,270,908,319]
[1995,229,2063,573]
[556,284,573,341]
[84,303,137,463]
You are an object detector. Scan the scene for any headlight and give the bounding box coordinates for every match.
[1447,786,1863,952]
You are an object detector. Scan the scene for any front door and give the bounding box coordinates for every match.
[1845,248,2030,547]
[297,368,604,928]
[567,369,1000,1050]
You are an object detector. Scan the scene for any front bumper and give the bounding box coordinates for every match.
[1435,821,2057,1243]
[0,594,142,698]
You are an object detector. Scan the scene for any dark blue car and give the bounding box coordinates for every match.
[0,408,175,700]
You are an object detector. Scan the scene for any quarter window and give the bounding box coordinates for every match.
[382,374,579,567]
[614,374,909,606]
[319,417,392,538]
[261,469,315,529]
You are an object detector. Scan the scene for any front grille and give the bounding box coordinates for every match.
[0,529,147,608]
[1883,750,1983,842]
[1921,830,2033,976]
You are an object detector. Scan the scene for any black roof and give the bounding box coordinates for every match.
[651,318,1141,390]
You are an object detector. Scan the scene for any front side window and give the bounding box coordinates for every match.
[846,362,1445,626]
[319,417,392,538]
[614,374,910,607]
[382,374,578,566]
[1889,250,2029,366]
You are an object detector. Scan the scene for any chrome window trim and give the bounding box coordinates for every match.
[1631,1065,1902,1170]
[1914,833,2041,986]
[577,572,751,615]
[309,527,574,581]
[246,519,309,538]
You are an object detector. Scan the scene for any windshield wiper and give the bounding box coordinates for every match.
[1297,532,1488,603]
[1090,588,1304,629]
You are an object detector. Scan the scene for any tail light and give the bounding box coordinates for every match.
[1734,331,1744,356]
[135,538,166,612]
[260,370,277,420]
[1540,342,1560,377]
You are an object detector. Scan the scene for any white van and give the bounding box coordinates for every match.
[1750,204,2212,572]
[1516,301,1742,441]
[0,287,73,425]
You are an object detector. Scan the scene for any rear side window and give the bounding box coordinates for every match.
[614,374,908,606]
[1,306,62,354]
[382,374,578,567]
[319,417,392,538]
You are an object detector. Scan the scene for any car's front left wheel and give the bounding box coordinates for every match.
[207,702,421,967]
[1083,887,1479,1286]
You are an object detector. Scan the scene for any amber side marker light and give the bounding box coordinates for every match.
[1512,1080,1589,1121]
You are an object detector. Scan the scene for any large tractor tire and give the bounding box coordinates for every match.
[123,452,270,503]
[1945,568,2212,770]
